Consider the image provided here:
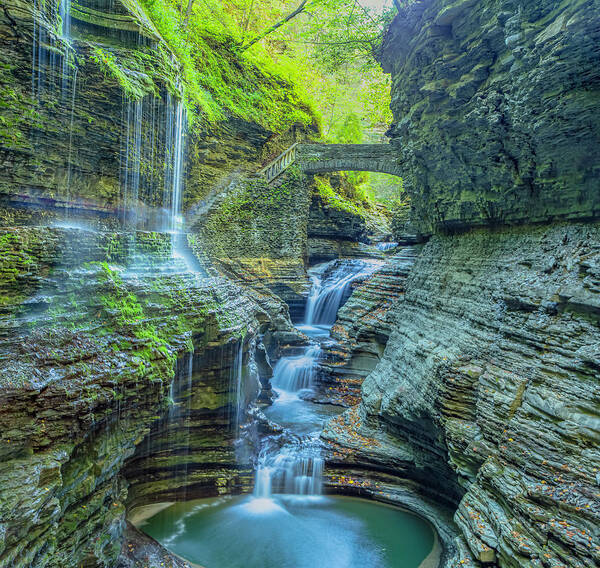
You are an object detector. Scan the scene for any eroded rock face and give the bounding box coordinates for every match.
[324,223,600,567]
[381,0,600,234]
[0,0,300,227]
[0,227,287,567]
[316,246,420,406]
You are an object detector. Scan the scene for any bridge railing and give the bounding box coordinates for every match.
[258,142,299,183]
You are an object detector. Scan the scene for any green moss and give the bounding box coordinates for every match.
[138,0,319,131]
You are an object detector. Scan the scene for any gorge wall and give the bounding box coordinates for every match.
[324,2,600,567]
[380,0,600,234]
[0,2,309,566]
[0,226,293,567]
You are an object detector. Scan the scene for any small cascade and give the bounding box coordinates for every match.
[376,241,398,252]
[270,345,321,392]
[64,65,78,215]
[304,260,381,326]
[253,437,324,499]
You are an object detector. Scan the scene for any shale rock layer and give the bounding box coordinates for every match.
[381,0,600,233]
[324,222,600,568]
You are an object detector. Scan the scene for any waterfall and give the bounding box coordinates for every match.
[120,98,144,230]
[31,0,79,220]
[167,349,194,498]
[164,95,187,235]
[253,438,324,499]
[252,344,324,500]
[270,346,321,392]
[232,341,244,431]
[376,241,398,251]
[304,260,381,326]
[59,0,72,39]
[65,66,78,216]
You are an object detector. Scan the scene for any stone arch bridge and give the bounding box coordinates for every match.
[259,143,402,182]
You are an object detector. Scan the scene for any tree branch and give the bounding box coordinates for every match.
[241,0,310,51]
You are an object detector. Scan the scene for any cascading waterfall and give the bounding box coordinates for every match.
[304,260,382,326]
[251,260,384,504]
[269,345,321,392]
[376,241,398,251]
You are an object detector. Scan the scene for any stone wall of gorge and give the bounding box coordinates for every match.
[380,0,600,234]
[0,226,289,568]
[323,222,600,568]
[315,245,420,406]
[0,0,308,228]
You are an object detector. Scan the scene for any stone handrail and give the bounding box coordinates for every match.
[258,142,299,182]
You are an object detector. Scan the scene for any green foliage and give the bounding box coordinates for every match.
[138,0,318,131]
[97,262,173,364]
[135,0,394,139]
[334,114,363,144]
[314,175,370,217]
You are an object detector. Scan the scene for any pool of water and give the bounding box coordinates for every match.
[263,388,340,435]
[139,495,435,568]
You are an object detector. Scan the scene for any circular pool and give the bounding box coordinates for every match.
[139,494,437,568]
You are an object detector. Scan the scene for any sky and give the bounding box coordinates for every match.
[359,0,394,13]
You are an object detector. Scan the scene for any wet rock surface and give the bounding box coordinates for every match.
[381,0,600,234]
[324,222,600,567]
[0,227,288,567]
[315,246,420,406]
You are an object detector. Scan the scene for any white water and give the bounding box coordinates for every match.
[270,345,321,392]
[232,341,244,431]
[31,0,78,213]
[59,0,72,39]
[304,260,382,326]
[250,262,377,504]
[120,98,144,230]
[164,94,187,235]
[167,348,194,499]
[376,241,398,251]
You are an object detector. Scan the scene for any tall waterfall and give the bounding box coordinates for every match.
[167,349,194,499]
[59,0,72,39]
[120,98,144,230]
[164,95,187,235]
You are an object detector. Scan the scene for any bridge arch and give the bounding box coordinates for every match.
[298,144,402,177]
[260,143,402,182]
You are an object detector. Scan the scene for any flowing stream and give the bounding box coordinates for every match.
[139,258,436,567]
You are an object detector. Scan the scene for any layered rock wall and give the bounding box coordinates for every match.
[316,246,419,405]
[381,0,600,234]
[324,223,600,567]
[0,227,286,567]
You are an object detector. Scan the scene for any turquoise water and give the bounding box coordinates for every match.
[140,495,435,568]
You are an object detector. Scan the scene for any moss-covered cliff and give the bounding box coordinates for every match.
[0,226,289,567]
[381,0,600,234]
